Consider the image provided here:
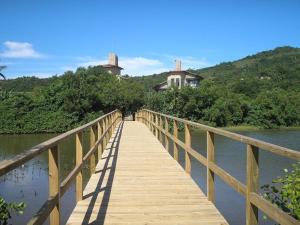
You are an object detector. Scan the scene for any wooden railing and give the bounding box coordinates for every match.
[136,109,300,225]
[0,110,122,225]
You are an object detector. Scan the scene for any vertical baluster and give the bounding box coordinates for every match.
[159,115,163,143]
[246,144,259,225]
[97,121,103,161]
[76,132,83,202]
[207,131,215,202]
[165,117,169,152]
[49,145,60,225]
[150,113,153,133]
[173,120,179,162]
[90,125,97,175]
[105,117,108,147]
[184,123,191,175]
[109,115,112,138]
[103,117,107,150]
[152,113,155,135]
[155,114,159,139]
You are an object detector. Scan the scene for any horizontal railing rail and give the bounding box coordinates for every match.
[136,109,300,225]
[0,109,122,225]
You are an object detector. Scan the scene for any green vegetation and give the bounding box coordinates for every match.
[261,162,300,222]
[0,46,300,133]
[0,76,56,92]
[0,66,143,133]
[144,46,300,128]
[0,196,26,225]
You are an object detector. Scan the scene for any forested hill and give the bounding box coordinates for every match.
[132,46,300,91]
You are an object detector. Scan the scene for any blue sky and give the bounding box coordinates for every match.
[0,0,299,78]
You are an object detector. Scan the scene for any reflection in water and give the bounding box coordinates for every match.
[0,129,299,225]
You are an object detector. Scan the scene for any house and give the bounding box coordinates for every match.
[154,60,203,91]
[102,53,123,75]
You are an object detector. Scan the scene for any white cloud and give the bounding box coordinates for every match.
[119,57,167,76]
[0,41,44,58]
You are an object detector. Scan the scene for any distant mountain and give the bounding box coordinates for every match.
[132,46,300,91]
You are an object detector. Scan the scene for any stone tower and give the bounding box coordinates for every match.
[102,53,123,75]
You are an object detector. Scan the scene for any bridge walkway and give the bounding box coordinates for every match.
[66,121,228,225]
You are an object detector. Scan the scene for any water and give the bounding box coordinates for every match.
[0,129,299,225]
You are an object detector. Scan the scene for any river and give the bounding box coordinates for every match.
[0,129,299,225]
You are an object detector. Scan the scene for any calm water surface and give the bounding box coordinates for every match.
[0,129,299,225]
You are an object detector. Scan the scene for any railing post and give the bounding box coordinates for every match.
[184,123,191,175]
[246,144,259,225]
[159,115,163,143]
[150,113,153,133]
[49,145,60,225]
[109,115,112,138]
[76,132,83,202]
[165,117,169,152]
[90,125,97,175]
[173,120,179,162]
[105,117,108,147]
[103,117,107,150]
[97,121,103,161]
[207,131,215,202]
[155,114,159,139]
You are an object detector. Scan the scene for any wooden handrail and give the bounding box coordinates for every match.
[136,109,300,225]
[0,109,120,176]
[0,110,122,225]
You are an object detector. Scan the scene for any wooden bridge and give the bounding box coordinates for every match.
[0,109,300,225]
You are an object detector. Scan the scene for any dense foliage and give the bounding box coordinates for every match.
[261,162,300,222]
[0,76,55,92]
[0,66,144,133]
[144,47,300,128]
[0,197,26,225]
[144,81,300,128]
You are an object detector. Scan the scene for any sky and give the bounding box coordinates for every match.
[0,0,299,78]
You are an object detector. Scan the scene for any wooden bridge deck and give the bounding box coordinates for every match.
[67,121,228,225]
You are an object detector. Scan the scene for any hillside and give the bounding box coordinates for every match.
[132,46,300,92]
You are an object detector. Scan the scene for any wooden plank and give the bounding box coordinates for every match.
[207,131,215,203]
[27,195,59,225]
[250,192,300,225]
[185,123,191,175]
[97,121,103,161]
[48,145,60,225]
[76,132,83,202]
[173,120,179,162]
[246,144,259,225]
[208,161,246,196]
[67,121,228,225]
[159,115,163,143]
[89,125,97,175]
[165,117,169,153]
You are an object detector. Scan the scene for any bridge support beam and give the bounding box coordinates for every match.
[184,123,191,175]
[49,145,60,225]
[207,131,215,203]
[246,144,259,225]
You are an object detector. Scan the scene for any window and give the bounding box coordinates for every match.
[176,78,180,87]
[170,78,175,86]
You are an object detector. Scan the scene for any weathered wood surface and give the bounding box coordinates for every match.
[67,121,228,225]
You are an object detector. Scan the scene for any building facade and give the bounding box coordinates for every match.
[154,60,203,91]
